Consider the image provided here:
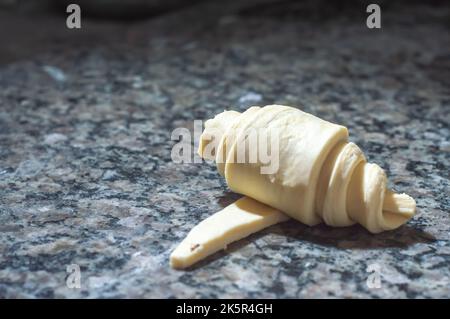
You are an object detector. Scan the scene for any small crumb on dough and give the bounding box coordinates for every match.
[190,243,200,252]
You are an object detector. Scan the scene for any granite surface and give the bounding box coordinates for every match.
[0,0,449,298]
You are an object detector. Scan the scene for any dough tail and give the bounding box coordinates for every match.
[170,197,289,269]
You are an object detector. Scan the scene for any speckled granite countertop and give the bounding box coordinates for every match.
[0,0,449,298]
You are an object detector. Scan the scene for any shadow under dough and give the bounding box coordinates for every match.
[271,218,435,250]
[182,206,435,271]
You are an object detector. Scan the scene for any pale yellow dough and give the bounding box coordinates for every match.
[170,197,289,269]
[171,105,416,269]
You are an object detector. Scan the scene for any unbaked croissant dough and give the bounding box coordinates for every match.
[170,105,416,269]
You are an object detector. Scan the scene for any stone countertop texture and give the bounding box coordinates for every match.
[0,0,449,298]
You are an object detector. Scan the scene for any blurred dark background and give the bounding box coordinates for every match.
[0,0,449,65]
